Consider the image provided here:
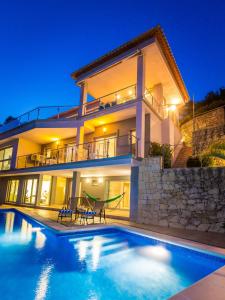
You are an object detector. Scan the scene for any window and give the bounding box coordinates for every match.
[6,180,19,203]
[108,181,130,209]
[23,179,38,205]
[38,175,52,206]
[0,147,13,171]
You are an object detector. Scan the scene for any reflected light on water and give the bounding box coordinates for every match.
[35,231,46,250]
[5,212,15,233]
[35,264,53,300]
[20,219,32,242]
[78,240,89,260]
[138,245,171,263]
[91,237,102,270]
[76,236,109,270]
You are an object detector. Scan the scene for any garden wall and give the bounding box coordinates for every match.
[181,106,225,146]
[137,157,225,233]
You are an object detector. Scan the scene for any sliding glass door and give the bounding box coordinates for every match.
[6,180,19,203]
[23,179,38,205]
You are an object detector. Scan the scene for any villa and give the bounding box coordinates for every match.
[1,25,225,300]
[0,26,188,220]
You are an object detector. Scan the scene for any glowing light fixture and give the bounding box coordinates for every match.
[85,178,91,183]
[169,105,177,111]
[116,94,121,100]
[102,127,107,133]
[98,177,103,184]
[128,90,133,96]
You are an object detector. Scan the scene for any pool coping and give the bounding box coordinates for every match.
[1,207,225,300]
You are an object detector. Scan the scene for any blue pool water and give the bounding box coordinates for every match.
[0,209,224,300]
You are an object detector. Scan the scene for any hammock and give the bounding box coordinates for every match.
[83,191,124,205]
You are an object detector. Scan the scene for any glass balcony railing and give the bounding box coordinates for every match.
[83,85,136,115]
[0,105,76,134]
[16,135,138,169]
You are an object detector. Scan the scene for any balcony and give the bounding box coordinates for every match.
[16,135,138,169]
[0,105,76,134]
[83,85,137,115]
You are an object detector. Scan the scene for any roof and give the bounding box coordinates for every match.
[71,25,189,101]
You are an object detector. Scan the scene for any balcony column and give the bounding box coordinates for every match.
[70,171,80,210]
[78,82,88,117]
[136,52,146,158]
[136,52,145,100]
[76,123,85,160]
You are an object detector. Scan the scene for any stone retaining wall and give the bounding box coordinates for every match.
[137,157,225,233]
[181,106,225,147]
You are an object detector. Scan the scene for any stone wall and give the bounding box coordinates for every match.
[181,106,225,146]
[193,124,225,154]
[137,157,225,233]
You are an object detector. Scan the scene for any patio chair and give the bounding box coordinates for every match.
[57,207,73,222]
[79,200,106,225]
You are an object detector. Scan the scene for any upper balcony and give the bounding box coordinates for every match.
[0,105,78,135]
[15,134,137,170]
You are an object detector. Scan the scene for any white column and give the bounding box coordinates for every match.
[78,82,88,116]
[76,123,85,160]
[136,53,146,158]
[136,53,145,100]
[70,171,80,209]
[136,102,145,158]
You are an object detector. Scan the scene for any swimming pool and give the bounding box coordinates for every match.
[0,209,224,300]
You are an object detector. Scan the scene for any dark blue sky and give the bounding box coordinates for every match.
[0,0,225,122]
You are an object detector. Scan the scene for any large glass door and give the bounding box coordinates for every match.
[6,180,19,203]
[23,179,38,205]
[39,175,52,206]
[108,180,130,209]
[95,136,116,158]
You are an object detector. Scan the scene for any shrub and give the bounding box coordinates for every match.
[201,154,213,167]
[148,142,172,168]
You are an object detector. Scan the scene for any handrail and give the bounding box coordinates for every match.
[16,134,138,169]
[83,84,136,115]
[0,105,77,134]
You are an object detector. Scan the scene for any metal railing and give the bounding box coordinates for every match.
[16,135,138,169]
[83,85,136,115]
[144,88,165,119]
[0,105,76,133]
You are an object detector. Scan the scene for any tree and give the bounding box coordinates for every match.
[4,116,16,124]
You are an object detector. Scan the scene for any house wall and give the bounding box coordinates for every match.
[80,176,130,201]
[135,157,225,233]
[17,138,41,156]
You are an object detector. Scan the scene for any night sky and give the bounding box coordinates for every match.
[0,0,225,122]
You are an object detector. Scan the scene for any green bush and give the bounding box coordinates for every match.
[201,154,213,167]
[148,142,172,168]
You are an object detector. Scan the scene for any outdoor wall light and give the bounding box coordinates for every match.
[98,177,103,184]
[85,178,91,183]
[103,127,107,133]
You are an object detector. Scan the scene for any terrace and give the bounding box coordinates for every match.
[16,134,138,169]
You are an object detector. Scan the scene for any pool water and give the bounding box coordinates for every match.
[0,209,224,300]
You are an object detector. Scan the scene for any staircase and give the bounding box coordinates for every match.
[173,145,192,168]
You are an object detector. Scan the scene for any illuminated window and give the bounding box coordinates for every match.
[39,175,52,206]
[23,179,38,205]
[6,180,19,202]
[0,147,13,171]
[108,181,130,209]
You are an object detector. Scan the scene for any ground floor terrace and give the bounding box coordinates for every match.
[0,162,134,219]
